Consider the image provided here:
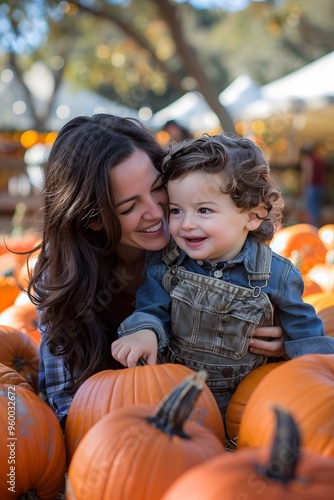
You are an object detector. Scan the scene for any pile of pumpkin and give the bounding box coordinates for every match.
[0,223,333,499]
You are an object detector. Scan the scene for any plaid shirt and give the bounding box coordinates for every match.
[38,326,74,427]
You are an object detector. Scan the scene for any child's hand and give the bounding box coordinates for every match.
[249,326,286,357]
[111,329,158,368]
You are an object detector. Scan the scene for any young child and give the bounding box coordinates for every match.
[112,134,334,416]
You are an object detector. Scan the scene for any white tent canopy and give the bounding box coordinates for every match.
[261,51,334,102]
[218,74,262,117]
[150,51,334,140]
[149,91,220,134]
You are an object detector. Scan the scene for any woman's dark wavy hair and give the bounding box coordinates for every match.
[161,134,284,242]
[27,114,164,392]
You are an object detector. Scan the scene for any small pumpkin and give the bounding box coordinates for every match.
[65,362,225,461]
[66,371,225,500]
[270,223,327,275]
[0,385,66,499]
[0,300,40,345]
[0,326,39,392]
[0,251,26,279]
[0,277,21,313]
[237,354,334,458]
[161,407,334,500]
[225,361,284,441]
[303,292,334,337]
[0,363,34,392]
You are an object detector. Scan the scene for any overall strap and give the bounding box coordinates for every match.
[248,243,272,297]
[162,244,181,267]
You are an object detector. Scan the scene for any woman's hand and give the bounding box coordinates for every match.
[249,326,286,358]
[111,329,158,368]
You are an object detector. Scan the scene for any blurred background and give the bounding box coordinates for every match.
[1,0,334,235]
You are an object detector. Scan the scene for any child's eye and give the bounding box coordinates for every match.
[198,207,212,214]
[119,204,136,215]
[169,208,181,215]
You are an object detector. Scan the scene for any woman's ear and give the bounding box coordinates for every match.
[246,207,267,231]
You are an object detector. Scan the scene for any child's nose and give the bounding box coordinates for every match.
[181,213,197,230]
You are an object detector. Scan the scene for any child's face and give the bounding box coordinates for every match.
[167,171,259,263]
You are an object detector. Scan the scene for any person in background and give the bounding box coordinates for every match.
[162,119,192,143]
[299,143,326,227]
[112,134,333,417]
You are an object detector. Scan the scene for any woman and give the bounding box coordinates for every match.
[27,114,285,428]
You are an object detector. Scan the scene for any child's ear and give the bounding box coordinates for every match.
[246,207,267,231]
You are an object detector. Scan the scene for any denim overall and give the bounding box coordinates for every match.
[159,244,274,417]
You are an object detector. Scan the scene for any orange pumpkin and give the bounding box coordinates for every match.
[161,407,334,500]
[270,223,327,275]
[303,292,334,337]
[13,247,40,289]
[0,363,34,392]
[225,362,284,441]
[0,326,39,392]
[306,262,334,293]
[0,277,21,313]
[65,363,225,461]
[0,301,40,345]
[0,251,26,279]
[237,354,334,458]
[66,371,225,500]
[0,385,66,499]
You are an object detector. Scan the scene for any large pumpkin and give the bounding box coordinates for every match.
[0,385,66,499]
[237,354,334,458]
[161,407,334,500]
[65,363,225,461]
[66,371,225,500]
[270,223,327,275]
[225,361,284,441]
[0,326,39,392]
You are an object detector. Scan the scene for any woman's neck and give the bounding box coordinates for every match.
[115,246,146,296]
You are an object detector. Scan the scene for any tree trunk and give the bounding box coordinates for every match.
[154,0,235,134]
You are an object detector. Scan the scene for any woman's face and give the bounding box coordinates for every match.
[111,149,170,251]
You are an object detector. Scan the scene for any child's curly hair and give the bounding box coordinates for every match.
[160,134,284,243]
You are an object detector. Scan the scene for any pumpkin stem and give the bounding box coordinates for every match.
[17,489,40,499]
[13,356,26,372]
[136,357,147,366]
[147,370,207,438]
[258,406,300,483]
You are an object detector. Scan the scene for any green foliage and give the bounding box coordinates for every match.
[1,0,333,121]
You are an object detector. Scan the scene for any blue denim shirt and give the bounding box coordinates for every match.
[118,236,334,358]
